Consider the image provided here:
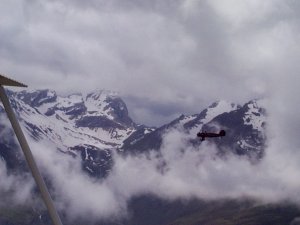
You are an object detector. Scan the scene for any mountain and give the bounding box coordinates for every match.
[125,196,300,225]
[9,89,136,147]
[1,90,267,174]
[0,89,267,178]
[123,100,266,159]
[1,89,143,177]
[2,89,298,225]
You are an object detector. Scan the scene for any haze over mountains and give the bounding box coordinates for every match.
[0,89,265,173]
[0,88,299,225]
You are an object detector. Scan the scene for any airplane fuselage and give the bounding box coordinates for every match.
[197,130,226,141]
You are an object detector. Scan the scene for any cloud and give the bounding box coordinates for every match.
[0,159,34,206]
[27,140,127,221]
[0,114,13,144]
[1,63,300,222]
[0,1,300,223]
[19,94,300,222]
[4,130,292,223]
[107,125,300,204]
[1,0,300,125]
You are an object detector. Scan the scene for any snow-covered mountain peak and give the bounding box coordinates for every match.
[243,99,266,132]
[12,89,133,127]
[85,90,118,101]
[83,90,133,126]
[84,90,120,112]
[84,91,116,114]
[1,88,267,178]
[207,100,239,112]
[180,100,238,136]
[122,99,266,158]
[15,89,57,107]
[4,89,137,151]
[56,94,84,107]
[204,100,238,124]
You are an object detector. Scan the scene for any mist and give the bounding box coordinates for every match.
[0,158,34,206]
[1,0,300,222]
[1,74,300,222]
[3,92,298,223]
[2,0,300,125]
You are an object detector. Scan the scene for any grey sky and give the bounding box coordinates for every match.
[1,1,300,221]
[1,0,300,125]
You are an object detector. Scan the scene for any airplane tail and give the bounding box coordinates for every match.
[219,130,226,136]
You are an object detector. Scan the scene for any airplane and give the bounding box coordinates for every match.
[197,130,226,141]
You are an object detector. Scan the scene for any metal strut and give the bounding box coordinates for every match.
[0,84,63,225]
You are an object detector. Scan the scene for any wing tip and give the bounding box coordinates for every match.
[0,74,28,87]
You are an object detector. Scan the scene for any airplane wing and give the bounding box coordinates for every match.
[0,74,27,87]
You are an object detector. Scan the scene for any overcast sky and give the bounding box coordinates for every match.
[1,1,300,222]
[1,0,300,125]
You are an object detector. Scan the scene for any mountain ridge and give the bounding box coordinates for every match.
[0,88,282,225]
[0,89,267,167]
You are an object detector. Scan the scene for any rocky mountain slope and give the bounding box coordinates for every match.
[1,89,150,176]
[0,90,266,164]
[0,89,267,176]
[2,88,293,225]
[123,99,266,159]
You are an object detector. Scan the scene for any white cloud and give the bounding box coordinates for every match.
[15,98,299,221]
[0,131,289,223]
[0,159,35,206]
[1,1,300,223]
[208,0,289,30]
[1,66,300,221]
[1,0,299,125]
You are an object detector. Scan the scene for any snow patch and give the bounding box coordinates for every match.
[243,100,266,132]
[202,100,238,124]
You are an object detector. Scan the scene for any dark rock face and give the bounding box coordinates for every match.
[15,90,57,107]
[86,91,135,127]
[0,90,267,173]
[45,102,87,118]
[0,89,291,225]
[104,96,134,126]
[76,116,123,129]
[201,102,266,158]
[0,143,21,171]
[69,144,113,179]
[0,89,137,179]
[23,122,44,141]
[123,100,266,159]
[122,127,163,153]
[122,125,156,152]
[0,125,27,172]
